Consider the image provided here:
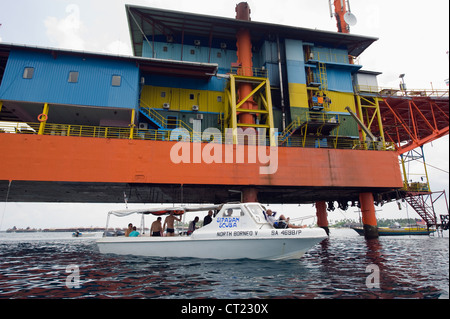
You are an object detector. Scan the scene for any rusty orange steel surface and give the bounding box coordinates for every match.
[0,134,403,189]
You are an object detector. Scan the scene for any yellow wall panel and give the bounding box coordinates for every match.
[325,91,356,113]
[140,85,225,113]
[288,83,308,108]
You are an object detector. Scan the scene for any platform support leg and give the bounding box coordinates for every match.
[359,192,378,239]
[242,187,258,202]
[316,201,330,236]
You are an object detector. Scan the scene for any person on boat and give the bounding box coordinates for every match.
[125,223,133,237]
[129,226,140,237]
[151,217,163,237]
[163,212,181,237]
[203,210,213,226]
[187,217,199,236]
[265,209,302,229]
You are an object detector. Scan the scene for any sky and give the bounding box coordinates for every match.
[0,0,448,229]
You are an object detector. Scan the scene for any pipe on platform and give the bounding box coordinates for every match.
[276,35,286,131]
[316,201,330,236]
[359,192,379,239]
[235,2,258,125]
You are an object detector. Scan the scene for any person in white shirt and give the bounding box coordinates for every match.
[265,209,302,229]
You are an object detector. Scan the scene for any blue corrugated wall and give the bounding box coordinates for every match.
[0,49,140,109]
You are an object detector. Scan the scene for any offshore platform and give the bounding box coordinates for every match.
[0,2,448,238]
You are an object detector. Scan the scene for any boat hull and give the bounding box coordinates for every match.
[96,232,326,260]
[352,227,435,236]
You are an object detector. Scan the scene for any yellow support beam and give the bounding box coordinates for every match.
[237,123,270,128]
[129,109,136,139]
[0,100,3,113]
[226,75,276,146]
[38,103,49,135]
[235,80,266,109]
[230,75,238,145]
[236,108,268,114]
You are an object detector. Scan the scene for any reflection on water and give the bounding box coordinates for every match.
[0,230,448,299]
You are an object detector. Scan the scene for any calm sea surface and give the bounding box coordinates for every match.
[0,229,448,299]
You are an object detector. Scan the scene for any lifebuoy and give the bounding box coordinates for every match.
[37,113,48,122]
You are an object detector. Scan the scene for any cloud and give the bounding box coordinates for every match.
[44,4,85,50]
[103,40,132,56]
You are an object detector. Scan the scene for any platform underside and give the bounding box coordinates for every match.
[0,180,397,204]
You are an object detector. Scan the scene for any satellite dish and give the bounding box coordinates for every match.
[344,12,357,26]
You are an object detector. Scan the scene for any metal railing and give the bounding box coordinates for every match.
[0,120,396,151]
[139,100,193,133]
[355,85,449,98]
[307,51,350,64]
[230,66,268,78]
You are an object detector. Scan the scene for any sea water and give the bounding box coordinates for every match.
[0,229,448,299]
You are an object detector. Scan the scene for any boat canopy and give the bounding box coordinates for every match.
[108,205,222,217]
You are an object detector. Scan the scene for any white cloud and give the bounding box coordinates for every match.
[44,4,85,50]
[103,40,132,56]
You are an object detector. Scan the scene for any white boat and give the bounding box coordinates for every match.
[96,202,327,260]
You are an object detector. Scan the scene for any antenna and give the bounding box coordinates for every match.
[328,0,334,18]
[344,11,357,26]
[329,0,357,33]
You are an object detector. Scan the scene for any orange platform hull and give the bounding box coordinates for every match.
[0,133,403,188]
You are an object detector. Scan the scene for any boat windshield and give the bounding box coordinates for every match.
[246,204,267,224]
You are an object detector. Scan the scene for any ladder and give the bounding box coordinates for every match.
[317,62,330,111]
[318,62,328,92]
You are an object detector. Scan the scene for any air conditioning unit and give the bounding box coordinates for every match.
[192,105,199,111]
[138,122,148,129]
[194,39,201,46]
[163,103,170,109]
[220,42,227,49]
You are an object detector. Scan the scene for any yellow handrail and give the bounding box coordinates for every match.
[139,100,193,133]
[0,121,396,151]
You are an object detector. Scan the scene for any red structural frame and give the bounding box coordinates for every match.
[378,96,449,155]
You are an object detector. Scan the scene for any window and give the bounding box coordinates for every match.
[68,71,79,83]
[160,91,166,98]
[163,46,168,52]
[167,116,178,129]
[111,75,121,87]
[246,204,267,224]
[189,93,195,100]
[222,208,244,217]
[23,67,34,79]
[190,49,195,55]
[217,96,222,102]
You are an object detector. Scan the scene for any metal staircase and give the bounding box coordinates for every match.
[404,190,449,230]
[279,117,302,145]
[404,194,436,227]
[139,100,192,133]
